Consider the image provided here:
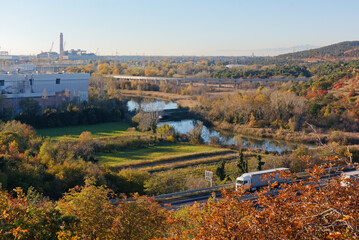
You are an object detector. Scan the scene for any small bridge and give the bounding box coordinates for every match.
[110,75,309,88]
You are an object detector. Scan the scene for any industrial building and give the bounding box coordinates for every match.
[36,52,59,59]
[62,49,97,60]
[36,32,97,60]
[0,73,90,108]
[59,32,97,60]
[0,51,20,60]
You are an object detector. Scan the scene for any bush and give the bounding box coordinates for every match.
[166,135,176,142]
[144,171,186,195]
[104,169,150,195]
[157,123,176,139]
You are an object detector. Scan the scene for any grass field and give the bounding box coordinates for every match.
[36,122,142,140]
[96,143,222,166]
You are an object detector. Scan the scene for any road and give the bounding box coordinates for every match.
[155,169,355,210]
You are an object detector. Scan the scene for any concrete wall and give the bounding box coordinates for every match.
[0,73,89,102]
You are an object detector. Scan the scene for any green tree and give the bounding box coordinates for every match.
[17,98,42,127]
[237,149,248,175]
[216,160,226,181]
[257,155,264,171]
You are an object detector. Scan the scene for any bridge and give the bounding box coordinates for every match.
[110,75,309,88]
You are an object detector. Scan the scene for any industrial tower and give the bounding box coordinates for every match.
[59,33,64,59]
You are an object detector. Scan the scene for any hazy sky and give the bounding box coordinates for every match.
[1,0,358,56]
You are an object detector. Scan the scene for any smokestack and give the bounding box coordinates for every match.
[59,33,64,59]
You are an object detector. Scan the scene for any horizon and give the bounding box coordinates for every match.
[5,43,323,57]
[1,0,358,56]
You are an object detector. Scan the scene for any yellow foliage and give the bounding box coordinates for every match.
[166,136,175,142]
[112,68,120,75]
[8,140,19,155]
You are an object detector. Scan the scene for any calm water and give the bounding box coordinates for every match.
[160,120,301,152]
[127,99,304,152]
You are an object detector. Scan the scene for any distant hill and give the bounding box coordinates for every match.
[277,41,359,60]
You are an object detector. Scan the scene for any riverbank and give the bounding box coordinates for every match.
[121,90,359,146]
[213,121,359,145]
[120,89,201,108]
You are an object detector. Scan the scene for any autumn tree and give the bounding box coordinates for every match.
[58,178,169,239]
[163,154,359,239]
[188,121,204,144]
[0,187,74,239]
[132,110,159,132]
[112,194,169,239]
[248,112,256,127]
[57,178,116,239]
[75,131,96,161]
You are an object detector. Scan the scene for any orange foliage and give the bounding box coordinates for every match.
[162,155,359,239]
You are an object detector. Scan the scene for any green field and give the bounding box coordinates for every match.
[96,143,222,166]
[36,122,142,140]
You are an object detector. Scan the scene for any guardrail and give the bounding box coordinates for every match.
[155,166,356,202]
[154,183,235,199]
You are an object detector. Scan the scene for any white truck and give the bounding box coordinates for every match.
[340,170,359,187]
[236,168,289,191]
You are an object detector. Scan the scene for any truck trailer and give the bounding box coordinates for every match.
[340,170,359,187]
[236,168,289,191]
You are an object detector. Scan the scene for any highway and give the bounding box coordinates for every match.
[155,168,357,210]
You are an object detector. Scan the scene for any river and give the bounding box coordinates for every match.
[127,99,305,153]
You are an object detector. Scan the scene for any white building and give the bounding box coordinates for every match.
[0,73,89,103]
[0,51,20,60]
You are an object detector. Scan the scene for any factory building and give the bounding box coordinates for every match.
[0,73,89,108]
[36,52,59,59]
[63,49,97,60]
[37,33,97,60]
[0,51,20,60]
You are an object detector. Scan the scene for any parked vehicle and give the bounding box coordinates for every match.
[236,168,289,191]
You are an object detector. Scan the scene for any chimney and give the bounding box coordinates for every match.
[60,33,64,59]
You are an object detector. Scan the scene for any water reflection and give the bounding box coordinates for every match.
[127,99,305,152]
[160,120,297,152]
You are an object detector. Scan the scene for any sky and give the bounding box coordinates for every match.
[0,0,359,56]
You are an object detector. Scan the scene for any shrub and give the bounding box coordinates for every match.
[157,124,176,138]
[166,135,176,142]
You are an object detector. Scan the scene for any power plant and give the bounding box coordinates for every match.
[0,32,91,108]
[36,33,97,60]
